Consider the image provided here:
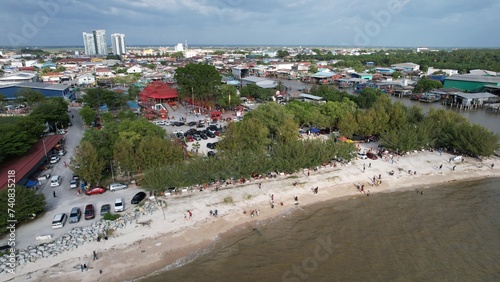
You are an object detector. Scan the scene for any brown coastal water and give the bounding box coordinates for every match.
[141,178,500,282]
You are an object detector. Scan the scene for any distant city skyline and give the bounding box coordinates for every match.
[1,0,499,48]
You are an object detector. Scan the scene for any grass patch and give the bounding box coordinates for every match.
[223,196,234,204]
[102,212,121,221]
[244,194,253,200]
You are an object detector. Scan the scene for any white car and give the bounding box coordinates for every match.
[49,156,60,164]
[70,179,79,189]
[357,152,368,159]
[108,182,128,191]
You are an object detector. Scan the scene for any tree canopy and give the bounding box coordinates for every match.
[174,63,222,101]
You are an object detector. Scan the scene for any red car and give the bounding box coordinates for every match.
[85,186,106,195]
[366,152,378,160]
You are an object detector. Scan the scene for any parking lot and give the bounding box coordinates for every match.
[1,103,245,250]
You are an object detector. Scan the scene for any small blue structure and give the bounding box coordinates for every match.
[127,101,141,114]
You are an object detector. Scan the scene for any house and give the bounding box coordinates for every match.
[444,74,500,92]
[391,62,420,72]
[76,73,95,86]
[42,72,65,83]
[426,67,458,76]
[95,68,114,77]
[127,65,143,74]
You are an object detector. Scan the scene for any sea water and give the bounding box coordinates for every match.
[141,178,500,282]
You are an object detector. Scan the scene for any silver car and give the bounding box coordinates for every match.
[69,207,81,223]
[108,182,128,192]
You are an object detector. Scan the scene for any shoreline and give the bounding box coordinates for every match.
[3,149,500,282]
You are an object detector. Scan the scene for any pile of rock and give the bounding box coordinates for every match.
[0,199,162,273]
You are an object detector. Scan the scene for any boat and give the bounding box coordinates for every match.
[419,92,441,103]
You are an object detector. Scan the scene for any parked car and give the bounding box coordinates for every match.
[72,174,79,181]
[58,150,66,156]
[114,198,124,212]
[200,133,208,140]
[208,151,216,157]
[100,204,111,215]
[49,156,60,164]
[52,213,67,229]
[70,179,79,189]
[357,152,368,159]
[207,143,215,149]
[187,121,197,127]
[131,192,147,204]
[196,123,205,128]
[366,152,378,160]
[68,207,81,223]
[108,182,128,192]
[85,186,106,195]
[84,204,95,220]
[193,134,201,141]
[206,131,216,138]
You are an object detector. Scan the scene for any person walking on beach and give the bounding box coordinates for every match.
[369,163,371,168]
[271,194,274,201]
[53,191,56,198]
[188,210,192,218]
[439,164,443,170]
[258,183,262,189]
[452,165,456,171]
[80,264,84,272]
[492,163,495,169]
[93,251,97,260]
[363,163,366,170]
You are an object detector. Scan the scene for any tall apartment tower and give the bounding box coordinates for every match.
[82,29,107,56]
[82,32,96,55]
[111,33,126,55]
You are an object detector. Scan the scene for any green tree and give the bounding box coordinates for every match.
[276,50,290,58]
[174,63,222,101]
[0,186,46,233]
[83,88,121,111]
[127,85,140,100]
[392,71,402,79]
[218,85,240,108]
[14,88,46,106]
[79,106,96,126]
[136,136,184,170]
[30,98,70,130]
[414,78,443,93]
[0,123,32,163]
[70,141,105,186]
[114,137,137,181]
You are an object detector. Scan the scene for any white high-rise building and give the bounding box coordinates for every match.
[93,29,107,55]
[174,43,184,52]
[82,29,107,56]
[83,32,96,55]
[111,33,126,55]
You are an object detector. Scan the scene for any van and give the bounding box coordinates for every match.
[50,175,62,187]
[52,213,67,229]
[114,198,124,212]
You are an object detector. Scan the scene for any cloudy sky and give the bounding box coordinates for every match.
[2,0,499,48]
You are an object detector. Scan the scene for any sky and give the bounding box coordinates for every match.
[1,0,500,48]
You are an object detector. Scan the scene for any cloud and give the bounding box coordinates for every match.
[0,0,499,48]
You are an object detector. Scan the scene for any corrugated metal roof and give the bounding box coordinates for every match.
[445,75,500,84]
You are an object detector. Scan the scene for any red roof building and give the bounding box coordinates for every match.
[0,135,63,190]
[139,81,178,103]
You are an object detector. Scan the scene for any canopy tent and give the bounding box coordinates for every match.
[310,127,320,133]
[25,179,39,188]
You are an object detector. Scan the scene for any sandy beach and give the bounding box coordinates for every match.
[3,145,500,282]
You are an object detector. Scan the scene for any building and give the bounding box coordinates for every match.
[0,82,74,101]
[82,32,96,55]
[0,72,37,84]
[241,77,276,88]
[111,33,126,55]
[82,29,107,56]
[0,135,64,190]
[126,65,143,74]
[443,74,500,92]
[391,62,420,72]
[174,43,184,52]
[76,73,95,86]
[139,81,178,103]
